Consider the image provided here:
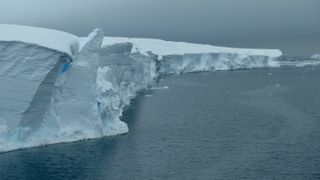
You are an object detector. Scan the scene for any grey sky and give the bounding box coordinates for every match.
[0,0,319,55]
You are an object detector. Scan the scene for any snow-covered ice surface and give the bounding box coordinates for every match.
[101,37,282,58]
[0,24,79,57]
[3,24,320,153]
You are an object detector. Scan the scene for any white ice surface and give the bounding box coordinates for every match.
[0,24,79,57]
[101,37,282,58]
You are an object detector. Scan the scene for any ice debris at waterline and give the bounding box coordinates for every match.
[0,23,302,153]
[311,54,320,60]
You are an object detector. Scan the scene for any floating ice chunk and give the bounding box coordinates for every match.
[0,119,8,135]
[311,54,320,60]
[157,55,164,61]
[151,86,170,90]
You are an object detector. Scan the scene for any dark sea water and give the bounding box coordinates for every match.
[0,66,320,180]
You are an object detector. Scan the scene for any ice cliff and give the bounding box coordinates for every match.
[0,24,283,152]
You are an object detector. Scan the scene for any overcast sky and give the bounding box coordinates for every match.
[0,0,319,55]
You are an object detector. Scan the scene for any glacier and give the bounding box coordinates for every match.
[2,24,317,153]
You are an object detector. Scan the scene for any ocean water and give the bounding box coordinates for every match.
[0,66,320,179]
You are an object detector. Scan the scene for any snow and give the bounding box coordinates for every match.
[101,37,282,58]
[0,23,281,59]
[0,24,79,57]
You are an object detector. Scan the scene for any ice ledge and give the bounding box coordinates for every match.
[0,24,79,57]
[101,37,283,58]
[0,24,282,59]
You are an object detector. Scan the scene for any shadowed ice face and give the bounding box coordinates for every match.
[1,0,319,55]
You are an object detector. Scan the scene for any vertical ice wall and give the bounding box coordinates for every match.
[39,29,105,142]
[0,41,71,146]
[97,43,158,135]
[157,53,280,74]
